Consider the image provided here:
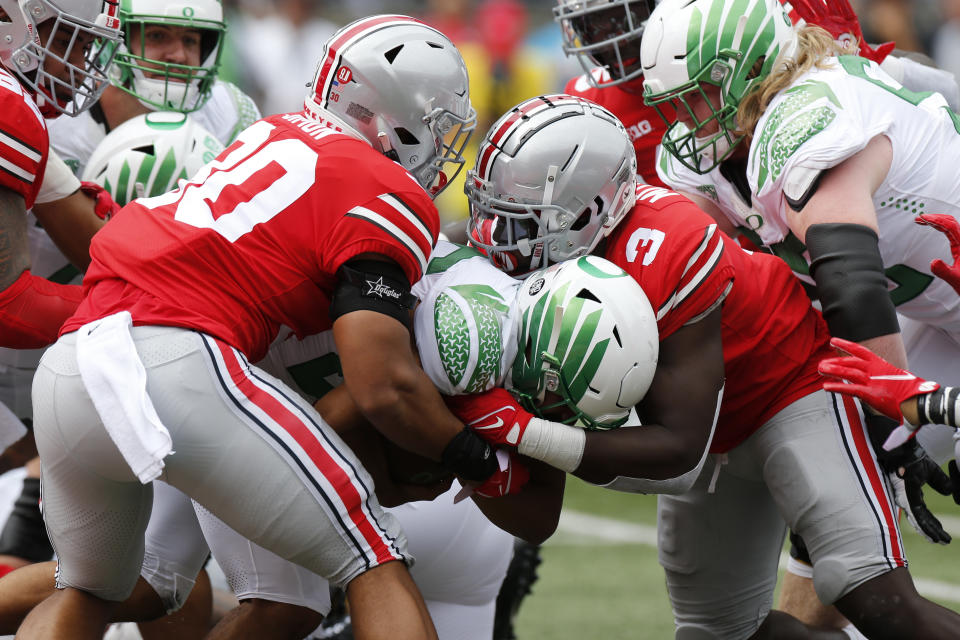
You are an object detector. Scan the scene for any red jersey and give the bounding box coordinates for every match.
[564,70,666,188]
[0,67,48,209]
[64,112,439,362]
[604,185,833,452]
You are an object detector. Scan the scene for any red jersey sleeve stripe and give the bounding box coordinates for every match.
[345,206,430,275]
[0,128,42,162]
[656,224,725,320]
[0,156,34,183]
[379,193,436,247]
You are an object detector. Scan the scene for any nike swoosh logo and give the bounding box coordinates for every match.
[871,374,917,381]
[474,416,504,431]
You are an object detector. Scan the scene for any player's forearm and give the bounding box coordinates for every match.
[0,270,83,349]
[471,458,564,544]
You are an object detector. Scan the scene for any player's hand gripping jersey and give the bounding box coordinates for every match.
[657,57,960,331]
[604,185,833,452]
[63,112,438,361]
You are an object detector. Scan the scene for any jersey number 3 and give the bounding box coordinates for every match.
[139,120,319,242]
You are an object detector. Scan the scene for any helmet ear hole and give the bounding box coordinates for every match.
[384,44,403,63]
[394,127,420,146]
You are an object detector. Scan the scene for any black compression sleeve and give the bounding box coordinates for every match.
[806,223,900,342]
[329,259,417,327]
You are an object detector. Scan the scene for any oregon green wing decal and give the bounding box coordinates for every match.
[435,284,510,392]
[754,80,839,189]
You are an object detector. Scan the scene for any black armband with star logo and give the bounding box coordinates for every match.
[330,259,418,327]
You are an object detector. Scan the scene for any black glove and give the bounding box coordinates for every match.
[867,412,953,544]
[949,460,960,506]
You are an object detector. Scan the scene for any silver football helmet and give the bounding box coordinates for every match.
[0,0,122,116]
[510,255,659,429]
[554,0,657,90]
[82,111,223,206]
[304,15,476,198]
[466,94,637,277]
[110,0,226,113]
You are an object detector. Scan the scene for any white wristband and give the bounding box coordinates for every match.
[35,148,81,204]
[517,417,585,473]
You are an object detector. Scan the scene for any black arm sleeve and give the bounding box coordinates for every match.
[806,223,900,342]
[329,259,418,327]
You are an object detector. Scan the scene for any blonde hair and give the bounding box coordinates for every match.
[737,25,857,140]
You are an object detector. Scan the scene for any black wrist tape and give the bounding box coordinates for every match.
[806,224,900,342]
[329,259,417,327]
[918,386,960,428]
[441,428,497,482]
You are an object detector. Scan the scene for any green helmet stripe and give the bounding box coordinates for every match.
[152,147,180,196]
[687,8,705,75]
[560,307,603,400]
[568,337,610,403]
[135,153,156,195]
[116,161,132,205]
[551,296,585,366]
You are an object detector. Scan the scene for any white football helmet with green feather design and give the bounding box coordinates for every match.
[509,256,658,429]
[641,0,798,173]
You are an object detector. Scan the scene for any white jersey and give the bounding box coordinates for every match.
[259,240,521,399]
[658,55,960,334]
[0,83,261,414]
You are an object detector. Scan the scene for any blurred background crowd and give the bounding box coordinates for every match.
[217,0,960,227]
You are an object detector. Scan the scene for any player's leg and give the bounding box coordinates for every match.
[19,332,155,639]
[390,484,514,640]
[777,532,857,633]
[158,331,434,640]
[765,389,960,638]
[658,448,837,639]
[194,501,328,640]
[137,568,212,640]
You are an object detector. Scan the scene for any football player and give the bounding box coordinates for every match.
[0,0,120,350]
[464,93,960,639]
[0,0,122,594]
[555,0,959,189]
[0,2,266,634]
[16,14,479,640]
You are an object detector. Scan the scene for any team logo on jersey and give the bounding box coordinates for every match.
[365,277,402,300]
[528,277,545,295]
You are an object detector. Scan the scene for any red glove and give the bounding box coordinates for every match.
[454,449,530,502]
[784,0,895,63]
[79,181,121,220]
[819,337,939,422]
[445,387,534,448]
[916,214,960,296]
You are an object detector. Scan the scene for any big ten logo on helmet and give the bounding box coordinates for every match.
[627,120,653,142]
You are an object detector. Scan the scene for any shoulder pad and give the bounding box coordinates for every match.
[751,79,841,192]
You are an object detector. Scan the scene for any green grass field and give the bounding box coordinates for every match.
[516,477,960,639]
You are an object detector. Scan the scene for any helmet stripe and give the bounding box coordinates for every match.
[313,15,430,111]
[478,94,589,180]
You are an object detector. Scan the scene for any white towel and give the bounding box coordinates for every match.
[0,400,26,453]
[76,311,172,484]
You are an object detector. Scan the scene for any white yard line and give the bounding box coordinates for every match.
[552,510,960,603]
